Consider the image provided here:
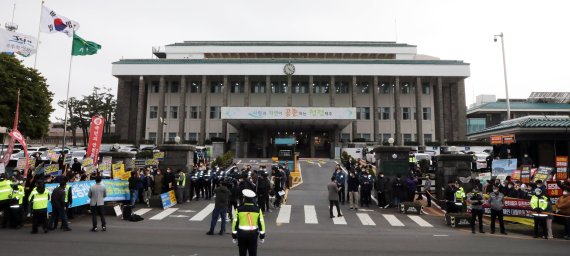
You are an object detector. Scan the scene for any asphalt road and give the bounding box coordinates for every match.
[0,158,568,256]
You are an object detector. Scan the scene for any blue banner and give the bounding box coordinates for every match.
[45,180,130,210]
[492,158,518,176]
[160,190,177,209]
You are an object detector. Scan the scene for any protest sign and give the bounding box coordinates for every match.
[520,165,532,184]
[160,190,177,209]
[555,156,568,180]
[492,159,517,176]
[46,180,129,209]
[533,166,552,182]
[44,164,61,176]
[100,156,112,177]
[82,157,95,174]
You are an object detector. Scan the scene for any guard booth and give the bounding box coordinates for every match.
[274,137,296,172]
[434,154,475,200]
[370,146,412,177]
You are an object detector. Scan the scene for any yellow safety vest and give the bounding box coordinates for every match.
[65,185,71,203]
[530,195,548,210]
[178,173,186,187]
[11,185,25,205]
[29,190,50,210]
[455,188,465,202]
[232,203,265,236]
[0,180,13,201]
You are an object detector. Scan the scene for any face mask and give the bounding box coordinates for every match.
[508,185,513,189]
[494,189,499,193]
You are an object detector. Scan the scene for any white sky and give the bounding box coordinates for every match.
[2,0,569,121]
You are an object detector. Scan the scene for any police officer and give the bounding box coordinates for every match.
[29,182,50,234]
[190,168,200,201]
[0,174,13,228]
[197,168,205,199]
[531,188,549,239]
[455,184,466,212]
[9,177,25,229]
[467,186,485,234]
[232,189,265,256]
[360,170,372,208]
[257,172,270,213]
[176,170,186,204]
[204,168,213,200]
[333,166,346,205]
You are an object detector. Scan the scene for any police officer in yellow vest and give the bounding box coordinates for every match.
[176,169,186,204]
[530,188,549,239]
[0,174,13,229]
[455,185,466,212]
[9,178,25,229]
[232,189,265,256]
[28,182,50,234]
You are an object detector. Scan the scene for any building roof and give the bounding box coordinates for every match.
[113,58,467,65]
[166,41,415,48]
[467,102,570,114]
[467,116,570,137]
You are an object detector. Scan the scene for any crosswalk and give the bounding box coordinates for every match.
[131,204,435,228]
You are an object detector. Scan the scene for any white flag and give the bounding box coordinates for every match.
[40,5,80,37]
[0,28,38,57]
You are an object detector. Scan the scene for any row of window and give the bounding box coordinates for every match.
[356,107,432,120]
[147,132,225,142]
[150,81,432,95]
[340,133,433,142]
[149,106,220,119]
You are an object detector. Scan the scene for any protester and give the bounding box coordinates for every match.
[154,169,164,195]
[88,176,106,232]
[48,180,71,231]
[128,171,141,207]
[142,169,154,207]
[347,170,360,210]
[555,188,570,240]
[423,175,432,207]
[374,172,386,208]
[207,181,231,236]
[328,176,342,218]
[334,165,346,205]
[392,174,404,209]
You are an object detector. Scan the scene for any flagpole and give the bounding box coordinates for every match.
[33,1,44,69]
[62,29,74,153]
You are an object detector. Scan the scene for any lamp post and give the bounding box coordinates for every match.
[174,136,181,144]
[388,137,395,147]
[494,32,511,120]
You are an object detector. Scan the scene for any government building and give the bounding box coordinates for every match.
[112,41,470,158]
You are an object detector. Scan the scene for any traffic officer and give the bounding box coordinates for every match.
[204,168,213,200]
[0,174,13,228]
[176,170,186,204]
[232,189,265,256]
[408,154,416,172]
[455,184,466,212]
[10,178,25,229]
[530,188,549,239]
[29,182,50,234]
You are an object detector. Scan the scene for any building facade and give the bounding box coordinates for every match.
[112,41,470,158]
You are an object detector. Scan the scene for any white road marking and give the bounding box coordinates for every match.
[169,215,189,218]
[149,208,179,220]
[335,161,339,165]
[189,203,215,221]
[408,215,433,227]
[276,205,291,224]
[357,213,376,226]
[304,205,318,224]
[177,210,196,213]
[433,235,449,237]
[317,163,321,168]
[357,208,374,212]
[328,206,346,225]
[133,208,152,216]
[383,214,405,227]
[237,160,242,164]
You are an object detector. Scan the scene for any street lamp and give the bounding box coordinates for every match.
[388,137,395,146]
[174,136,181,144]
[494,32,511,120]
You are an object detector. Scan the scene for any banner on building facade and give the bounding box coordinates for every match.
[221,107,356,120]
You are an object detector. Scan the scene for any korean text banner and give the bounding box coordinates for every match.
[86,116,105,162]
[46,180,129,208]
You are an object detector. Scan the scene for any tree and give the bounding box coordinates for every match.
[0,54,54,139]
[57,97,82,146]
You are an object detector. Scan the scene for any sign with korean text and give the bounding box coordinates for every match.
[44,164,61,176]
[46,180,129,209]
[145,158,158,166]
[47,150,59,162]
[153,152,165,161]
[160,190,177,209]
[492,159,517,176]
[85,116,105,163]
[82,157,95,174]
[533,166,553,182]
[501,134,516,144]
[555,156,568,180]
[221,107,356,120]
[511,170,521,181]
[100,156,112,177]
[490,135,503,145]
[546,181,562,198]
[112,162,129,180]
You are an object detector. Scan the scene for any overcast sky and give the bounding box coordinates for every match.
[2,0,569,121]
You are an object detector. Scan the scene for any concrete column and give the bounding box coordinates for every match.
[116,78,128,141]
[287,75,292,107]
[265,76,271,106]
[262,129,268,158]
[222,76,229,139]
[450,82,458,140]
[456,79,468,140]
[308,76,314,107]
[372,76,379,142]
[415,77,424,146]
[330,76,336,107]
[244,75,250,106]
[352,76,357,141]
[394,77,402,146]
[157,76,166,145]
[436,77,445,144]
[309,130,315,158]
[135,76,146,147]
[178,76,187,141]
[199,75,208,145]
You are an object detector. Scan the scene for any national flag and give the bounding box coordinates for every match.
[72,33,101,56]
[0,28,38,57]
[40,5,80,37]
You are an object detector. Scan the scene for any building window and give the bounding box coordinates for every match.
[210,106,221,119]
[208,133,223,139]
[340,133,350,143]
[169,106,178,119]
[402,107,411,120]
[356,133,371,141]
[150,82,159,93]
[401,84,411,94]
[251,81,266,93]
[356,82,369,94]
[187,133,198,142]
[422,83,430,95]
[293,82,308,94]
[381,107,391,120]
[403,134,412,142]
[170,82,179,93]
[422,107,432,120]
[271,81,288,94]
[190,81,202,93]
[210,81,223,93]
[149,106,158,119]
[467,118,487,134]
[356,107,370,120]
[231,81,244,93]
[335,81,349,94]
[148,132,157,141]
[229,133,238,143]
[190,106,201,119]
[313,81,329,94]
[424,134,432,143]
[167,132,177,142]
[382,133,392,143]
[379,82,391,94]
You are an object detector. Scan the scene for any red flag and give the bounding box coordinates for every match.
[9,130,29,175]
[85,116,105,165]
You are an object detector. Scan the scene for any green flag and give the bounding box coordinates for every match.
[71,33,101,56]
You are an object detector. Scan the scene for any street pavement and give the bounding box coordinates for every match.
[0,158,568,255]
